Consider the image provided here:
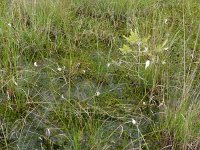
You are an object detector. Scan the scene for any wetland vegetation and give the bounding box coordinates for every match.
[0,0,200,149]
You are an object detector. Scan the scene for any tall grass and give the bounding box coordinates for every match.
[0,0,200,149]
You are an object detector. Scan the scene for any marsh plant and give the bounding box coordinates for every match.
[119,29,169,89]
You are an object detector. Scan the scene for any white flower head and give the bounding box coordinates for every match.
[61,94,65,99]
[107,63,111,68]
[143,102,146,105]
[191,53,194,59]
[8,23,12,27]
[162,61,166,65]
[96,91,100,97]
[164,47,169,51]
[131,119,137,125]
[82,70,86,74]
[7,91,10,100]
[145,60,151,69]
[45,128,51,137]
[38,137,43,141]
[57,67,62,71]
[164,19,168,24]
[144,47,148,52]
[12,77,18,86]
[34,62,38,67]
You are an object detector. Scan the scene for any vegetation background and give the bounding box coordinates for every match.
[0,0,200,149]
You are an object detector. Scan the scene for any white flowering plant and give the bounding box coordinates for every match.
[119,29,169,90]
